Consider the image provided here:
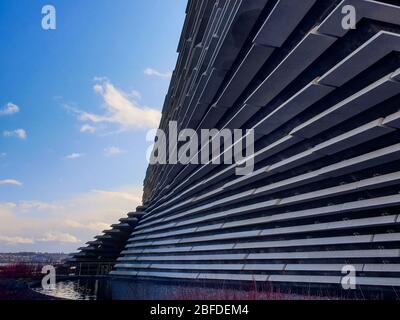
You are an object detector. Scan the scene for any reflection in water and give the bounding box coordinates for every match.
[33,279,110,300]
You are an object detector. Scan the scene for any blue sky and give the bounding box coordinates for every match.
[0,0,186,253]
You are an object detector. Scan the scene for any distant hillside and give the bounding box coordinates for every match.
[0,252,69,264]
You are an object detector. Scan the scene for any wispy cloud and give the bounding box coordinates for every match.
[91,189,139,201]
[38,232,80,244]
[0,179,22,187]
[144,68,172,79]
[63,220,110,232]
[65,153,85,160]
[0,235,34,245]
[66,78,161,133]
[3,129,27,140]
[80,124,96,134]
[19,201,59,212]
[0,153,6,158]
[104,146,125,157]
[0,103,20,116]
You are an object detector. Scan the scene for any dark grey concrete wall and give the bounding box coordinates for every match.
[106,0,400,291]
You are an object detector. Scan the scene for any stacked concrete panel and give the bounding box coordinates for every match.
[67,209,145,275]
[110,0,400,290]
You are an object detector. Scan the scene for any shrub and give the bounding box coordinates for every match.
[0,263,42,279]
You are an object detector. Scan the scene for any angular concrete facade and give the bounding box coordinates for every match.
[73,0,400,292]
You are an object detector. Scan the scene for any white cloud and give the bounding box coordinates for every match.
[87,222,110,231]
[91,189,140,202]
[0,185,143,252]
[38,232,80,244]
[66,153,85,160]
[67,79,161,133]
[3,129,27,140]
[92,79,161,129]
[0,179,22,187]
[0,235,34,245]
[104,146,125,157]
[0,103,20,116]
[80,124,96,134]
[63,220,109,232]
[0,153,6,158]
[144,68,172,79]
